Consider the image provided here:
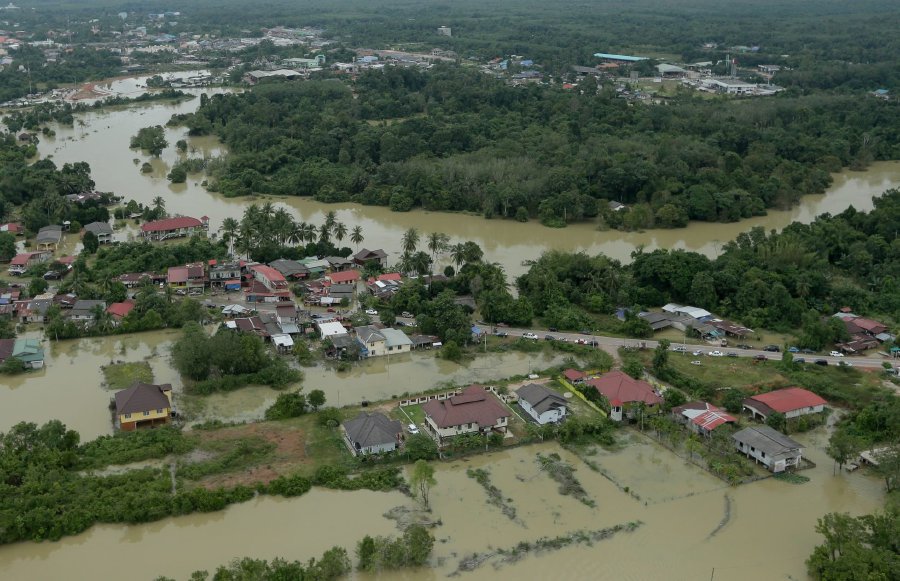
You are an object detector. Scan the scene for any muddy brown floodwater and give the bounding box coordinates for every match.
[0,436,883,580]
[34,82,900,279]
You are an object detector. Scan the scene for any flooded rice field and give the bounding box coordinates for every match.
[0,437,883,580]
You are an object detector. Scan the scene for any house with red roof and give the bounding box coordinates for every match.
[106,300,135,323]
[562,368,586,384]
[423,385,511,445]
[167,263,206,291]
[251,264,289,292]
[0,222,23,235]
[672,401,736,436]
[326,269,361,285]
[139,216,208,241]
[585,370,663,422]
[7,251,51,275]
[742,388,827,421]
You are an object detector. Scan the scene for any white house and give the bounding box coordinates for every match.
[317,320,348,339]
[381,328,413,355]
[342,412,402,456]
[356,325,386,357]
[516,383,568,424]
[733,425,804,473]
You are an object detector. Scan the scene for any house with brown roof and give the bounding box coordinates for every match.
[114,382,174,431]
[167,263,206,292]
[562,368,586,384]
[585,370,663,422]
[353,248,387,268]
[742,388,827,421]
[326,269,361,285]
[140,216,208,241]
[7,251,51,275]
[423,385,511,445]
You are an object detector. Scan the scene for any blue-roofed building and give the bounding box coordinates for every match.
[520,59,534,67]
[593,52,648,62]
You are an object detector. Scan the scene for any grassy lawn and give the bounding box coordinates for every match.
[396,404,426,426]
[102,361,154,390]
[662,354,788,390]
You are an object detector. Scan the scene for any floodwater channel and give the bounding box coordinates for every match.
[0,436,884,580]
[30,80,900,279]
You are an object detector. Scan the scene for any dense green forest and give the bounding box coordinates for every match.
[179,66,899,227]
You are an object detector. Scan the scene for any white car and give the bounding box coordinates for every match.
[690,360,702,366]
[830,351,844,357]
[408,423,419,434]
[692,350,703,356]
[837,361,853,368]
[523,332,539,340]
[365,309,378,315]
[708,350,724,357]
[401,311,413,318]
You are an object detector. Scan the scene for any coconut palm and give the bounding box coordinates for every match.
[333,221,348,244]
[219,217,240,257]
[271,208,295,246]
[287,221,306,246]
[350,225,364,250]
[318,223,331,245]
[151,196,166,217]
[427,232,450,263]
[450,242,466,270]
[401,227,420,256]
[323,210,337,233]
[302,222,317,244]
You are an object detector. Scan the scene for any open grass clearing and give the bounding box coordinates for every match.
[102,361,154,390]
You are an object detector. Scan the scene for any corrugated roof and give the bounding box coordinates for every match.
[747,388,827,413]
[115,382,172,415]
[140,216,202,232]
[732,425,802,455]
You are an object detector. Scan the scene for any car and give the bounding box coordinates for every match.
[365,309,378,315]
[726,352,738,357]
[523,332,539,340]
[763,345,781,352]
[801,348,816,354]
[326,307,335,312]
[407,423,419,435]
[42,270,63,280]
[548,327,558,332]
[692,350,703,356]
[544,334,555,341]
[395,321,406,327]
[737,344,751,350]
[830,351,844,357]
[814,359,829,366]
[795,357,806,364]
[838,361,853,367]
[788,346,800,353]
[708,350,724,357]
[690,360,702,366]
[753,354,767,361]
[494,331,508,338]
[401,311,413,318]
[586,340,599,347]
[671,346,687,352]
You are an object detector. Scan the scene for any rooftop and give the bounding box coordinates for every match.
[115,382,172,415]
[423,385,510,429]
[586,371,663,406]
[746,388,827,413]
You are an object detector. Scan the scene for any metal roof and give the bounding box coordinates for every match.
[594,52,648,62]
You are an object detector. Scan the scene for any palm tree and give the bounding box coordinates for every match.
[302,222,317,244]
[287,222,306,246]
[219,217,240,257]
[350,225,364,250]
[427,232,450,269]
[323,210,337,233]
[271,208,294,246]
[333,221,348,245]
[450,242,466,270]
[318,223,331,245]
[151,196,166,217]
[401,227,420,256]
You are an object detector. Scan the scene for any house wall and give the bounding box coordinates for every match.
[361,338,386,357]
[735,440,802,472]
[785,404,825,419]
[345,435,397,456]
[386,343,410,355]
[519,399,567,425]
[425,415,508,441]
[118,407,170,430]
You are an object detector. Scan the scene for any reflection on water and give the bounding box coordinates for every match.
[36,88,900,279]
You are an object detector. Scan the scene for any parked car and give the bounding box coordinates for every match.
[548,327,558,332]
[692,350,703,356]
[708,350,724,357]
[544,334,555,341]
[586,340,599,347]
[365,309,378,315]
[753,354,767,361]
[830,351,844,357]
[494,331,508,338]
[795,357,806,364]
[690,360,702,366]
[408,423,419,435]
[726,352,738,357]
[737,344,751,350]
[815,359,829,366]
[401,311,413,318]
[801,348,816,354]
[42,270,62,280]
[671,346,687,352]
[523,332,539,340]
[788,346,800,353]
[763,345,781,352]
[838,361,853,367]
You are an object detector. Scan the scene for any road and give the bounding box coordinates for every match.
[200,296,895,371]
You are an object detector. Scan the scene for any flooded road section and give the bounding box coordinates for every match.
[34,89,900,278]
[0,438,883,580]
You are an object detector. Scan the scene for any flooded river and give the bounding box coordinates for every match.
[32,85,900,278]
[0,436,883,580]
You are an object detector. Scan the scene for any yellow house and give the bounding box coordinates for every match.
[114,382,173,431]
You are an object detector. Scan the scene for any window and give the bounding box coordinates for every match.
[125,413,131,419]
[143,411,150,416]
[750,446,755,452]
[157,409,164,414]
[761,451,766,458]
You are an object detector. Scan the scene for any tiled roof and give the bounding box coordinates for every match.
[586,370,662,406]
[140,216,202,232]
[115,382,172,415]
[423,385,510,429]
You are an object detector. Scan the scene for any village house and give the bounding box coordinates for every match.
[35,225,63,251]
[7,251,51,275]
[356,325,387,357]
[516,383,568,425]
[742,388,827,421]
[139,216,208,241]
[325,256,353,271]
[732,425,804,473]
[326,269,361,285]
[167,263,206,292]
[342,412,403,456]
[208,260,242,290]
[353,248,388,268]
[327,283,355,303]
[0,222,23,235]
[83,221,113,244]
[300,257,330,277]
[317,319,349,339]
[69,299,107,323]
[833,312,893,352]
[106,300,135,324]
[269,258,309,280]
[381,328,413,354]
[0,338,45,369]
[251,264,289,292]
[586,370,663,422]
[671,401,736,436]
[410,334,441,349]
[117,272,158,288]
[114,382,174,431]
[423,385,511,445]
[19,297,52,324]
